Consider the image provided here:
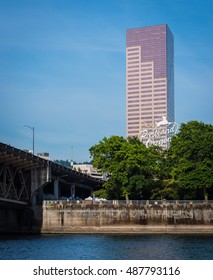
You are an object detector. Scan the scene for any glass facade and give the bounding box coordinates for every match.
[126,24,174,148]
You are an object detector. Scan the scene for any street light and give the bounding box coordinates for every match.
[24,125,35,155]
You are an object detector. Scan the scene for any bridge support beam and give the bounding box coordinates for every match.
[54,179,60,200]
[31,166,50,205]
[70,183,75,199]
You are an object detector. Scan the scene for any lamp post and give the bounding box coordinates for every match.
[24,125,34,155]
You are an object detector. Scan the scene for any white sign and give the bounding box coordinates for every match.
[139,116,178,148]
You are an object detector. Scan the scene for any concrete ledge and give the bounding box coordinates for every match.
[41,225,213,234]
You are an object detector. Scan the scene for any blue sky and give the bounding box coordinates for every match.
[0,0,212,163]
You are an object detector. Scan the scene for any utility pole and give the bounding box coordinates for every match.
[24,125,35,155]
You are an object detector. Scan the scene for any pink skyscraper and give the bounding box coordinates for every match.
[126,24,174,148]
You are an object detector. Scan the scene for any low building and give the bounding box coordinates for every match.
[73,164,106,180]
[37,152,50,160]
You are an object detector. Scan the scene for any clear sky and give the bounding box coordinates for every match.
[0,0,212,163]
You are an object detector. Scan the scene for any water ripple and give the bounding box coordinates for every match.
[0,234,213,260]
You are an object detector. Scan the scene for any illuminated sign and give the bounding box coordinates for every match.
[139,116,178,148]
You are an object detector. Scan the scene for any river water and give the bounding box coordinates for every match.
[0,234,213,260]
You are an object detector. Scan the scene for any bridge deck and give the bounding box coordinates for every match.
[0,141,102,187]
[0,142,103,204]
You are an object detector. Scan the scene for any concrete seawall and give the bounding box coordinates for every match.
[41,201,213,234]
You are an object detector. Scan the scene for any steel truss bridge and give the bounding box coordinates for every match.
[0,142,102,207]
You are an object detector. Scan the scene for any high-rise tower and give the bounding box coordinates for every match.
[126,24,174,148]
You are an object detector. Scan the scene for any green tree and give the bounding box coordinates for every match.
[150,148,179,200]
[89,136,162,200]
[89,121,213,200]
[54,159,72,168]
[168,121,213,199]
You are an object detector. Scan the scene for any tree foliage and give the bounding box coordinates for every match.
[54,159,72,168]
[89,136,162,200]
[168,121,213,199]
[89,121,213,200]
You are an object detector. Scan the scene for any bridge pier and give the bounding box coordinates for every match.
[31,167,50,205]
[70,183,75,199]
[0,201,35,233]
[54,179,59,200]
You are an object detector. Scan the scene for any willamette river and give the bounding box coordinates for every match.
[0,234,213,260]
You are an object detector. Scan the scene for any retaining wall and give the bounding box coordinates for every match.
[41,201,213,234]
